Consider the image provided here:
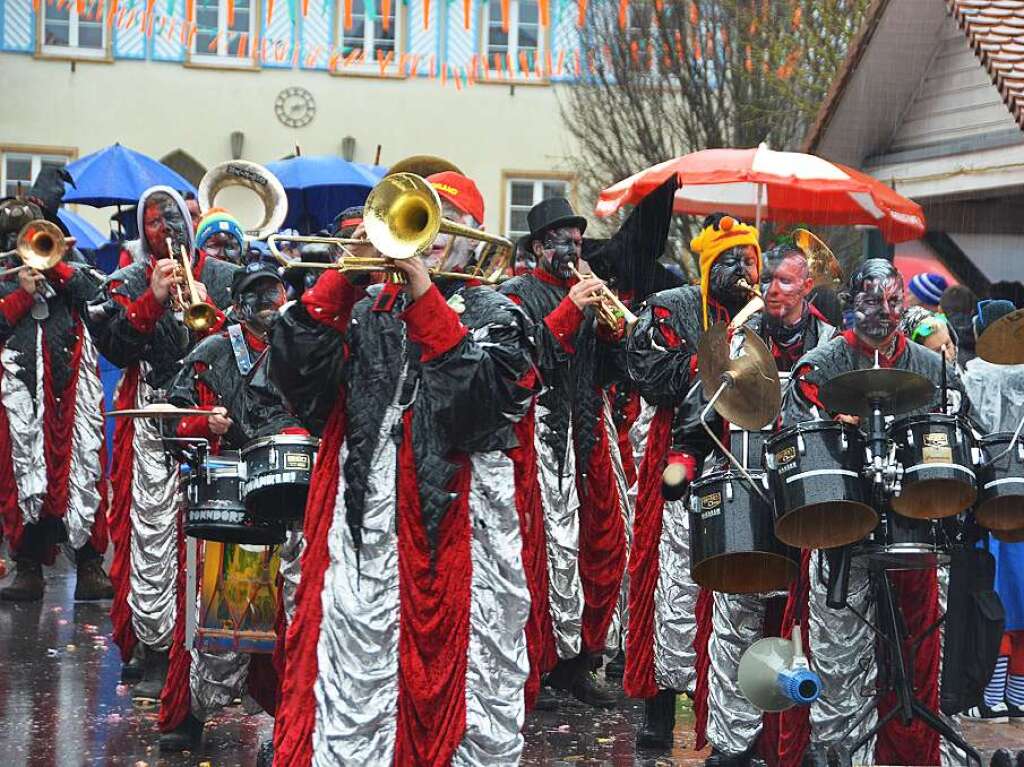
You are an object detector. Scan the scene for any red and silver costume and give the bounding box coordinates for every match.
[270,270,535,766]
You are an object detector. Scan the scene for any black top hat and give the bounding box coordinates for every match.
[522,197,587,250]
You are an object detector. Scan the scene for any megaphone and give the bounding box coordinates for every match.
[737,626,822,712]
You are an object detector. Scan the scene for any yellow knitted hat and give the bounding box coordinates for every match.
[690,216,761,329]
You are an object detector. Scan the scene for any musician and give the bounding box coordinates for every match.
[87,185,238,700]
[623,212,760,749]
[0,195,112,603]
[497,197,630,710]
[157,262,305,751]
[681,238,837,766]
[269,172,536,766]
[195,208,245,265]
[778,258,967,767]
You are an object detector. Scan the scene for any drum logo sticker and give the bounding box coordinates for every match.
[775,446,797,472]
[284,453,310,471]
[701,492,722,519]
[922,432,952,464]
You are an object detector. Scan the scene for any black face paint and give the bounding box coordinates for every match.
[237,283,284,332]
[709,247,755,304]
[539,227,582,281]
[848,258,904,343]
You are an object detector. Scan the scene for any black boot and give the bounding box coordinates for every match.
[121,646,144,683]
[0,557,44,602]
[533,684,561,711]
[605,650,625,682]
[74,548,113,601]
[158,712,204,752]
[569,655,617,708]
[637,689,676,751]
[256,738,275,767]
[132,647,170,701]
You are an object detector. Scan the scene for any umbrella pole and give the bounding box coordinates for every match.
[755,182,763,232]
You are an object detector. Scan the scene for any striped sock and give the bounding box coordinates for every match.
[1006,673,1024,708]
[986,656,1009,707]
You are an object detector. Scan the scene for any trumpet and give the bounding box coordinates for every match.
[728,279,764,331]
[268,173,513,284]
[0,220,71,322]
[567,263,639,332]
[168,239,219,333]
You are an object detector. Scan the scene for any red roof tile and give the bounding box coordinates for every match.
[950,0,1024,127]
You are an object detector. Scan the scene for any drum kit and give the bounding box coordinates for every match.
[686,326,1024,596]
[107,404,319,543]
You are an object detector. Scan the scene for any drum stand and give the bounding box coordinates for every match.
[834,563,981,767]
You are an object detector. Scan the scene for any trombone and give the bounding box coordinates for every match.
[169,238,219,333]
[268,173,513,284]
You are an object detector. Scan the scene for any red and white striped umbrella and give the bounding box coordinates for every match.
[595,144,926,243]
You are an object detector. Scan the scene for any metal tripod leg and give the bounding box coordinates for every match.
[910,698,982,767]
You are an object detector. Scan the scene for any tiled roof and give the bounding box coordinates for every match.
[949,0,1024,127]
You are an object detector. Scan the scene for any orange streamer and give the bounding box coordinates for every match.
[556,47,565,75]
[617,0,627,28]
[226,0,234,27]
[343,0,352,29]
[423,0,430,29]
[301,0,308,16]
[577,0,586,27]
[236,31,248,57]
[538,0,548,27]
[266,0,274,23]
[501,0,509,32]
[382,0,391,31]
[463,0,470,30]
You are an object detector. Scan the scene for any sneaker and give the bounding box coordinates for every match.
[1006,700,1024,726]
[961,700,1009,723]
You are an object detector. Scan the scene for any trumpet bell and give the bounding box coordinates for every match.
[16,220,66,271]
[184,302,219,333]
[363,172,441,260]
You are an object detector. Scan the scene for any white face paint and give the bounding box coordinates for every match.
[425,200,480,272]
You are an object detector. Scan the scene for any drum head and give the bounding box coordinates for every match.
[185,521,286,545]
[691,551,798,594]
[891,480,976,520]
[976,497,1024,532]
[775,501,878,550]
[860,545,950,571]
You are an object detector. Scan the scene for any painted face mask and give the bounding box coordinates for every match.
[760,249,811,324]
[144,195,189,260]
[203,232,243,264]
[238,281,285,333]
[709,245,758,304]
[853,275,904,342]
[538,226,582,281]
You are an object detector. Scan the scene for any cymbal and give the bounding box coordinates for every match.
[818,367,935,417]
[976,308,1024,364]
[107,404,212,419]
[697,323,781,431]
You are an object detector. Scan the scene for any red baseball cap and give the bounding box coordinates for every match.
[427,171,485,225]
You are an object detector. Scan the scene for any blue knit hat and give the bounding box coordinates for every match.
[908,272,948,306]
[195,208,244,251]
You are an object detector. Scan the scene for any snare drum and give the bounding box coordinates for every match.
[859,510,957,570]
[241,435,319,521]
[889,414,977,520]
[184,454,286,545]
[689,470,799,594]
[765,421,876,549]
[976,433,1024,531]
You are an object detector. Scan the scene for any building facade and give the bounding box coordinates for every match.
[0,0,584,238]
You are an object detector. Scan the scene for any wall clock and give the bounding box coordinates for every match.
[275,87,316,128]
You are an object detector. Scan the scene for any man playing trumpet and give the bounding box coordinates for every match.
[498,197,631,709]
[87,185,239,700]
[0,191,112,603]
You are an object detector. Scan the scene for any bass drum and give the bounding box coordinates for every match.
[858,510,959,571]
[765,421,876,549]
[976,433,1024,531]
[888,414,977,520]
[689,471,799,594]
[184,454,286,545]
[241,435,319,521]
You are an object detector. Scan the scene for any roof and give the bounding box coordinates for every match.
[804,0,1024,153]
[949,0,1024,128]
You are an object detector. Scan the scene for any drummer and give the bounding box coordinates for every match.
[688,236,838,767]
[156,261,308,752]
[777,258,967,766]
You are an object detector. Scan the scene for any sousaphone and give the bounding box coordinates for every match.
[198,160,288,239]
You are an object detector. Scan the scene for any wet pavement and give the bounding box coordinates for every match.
[3,556,1024,766]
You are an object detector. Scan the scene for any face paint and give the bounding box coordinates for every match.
[426,202,478,272]
[237,280,286,333]
[710,245,759,303]
[853,275,904,342]
[203,232,243,264]
[144,195,188,260]
[538,226,582,280]
[761,252,811,325]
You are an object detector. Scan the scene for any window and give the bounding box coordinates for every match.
[41,0,106,58]
[1,152,71,200]
[506,178,569,240]
[338,0,400,66]
[192,0,255,64]
[484,0,542,77]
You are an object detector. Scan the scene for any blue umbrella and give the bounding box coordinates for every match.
[63,143,196,207]
[57,208,108,250]
[264,155,386,234]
